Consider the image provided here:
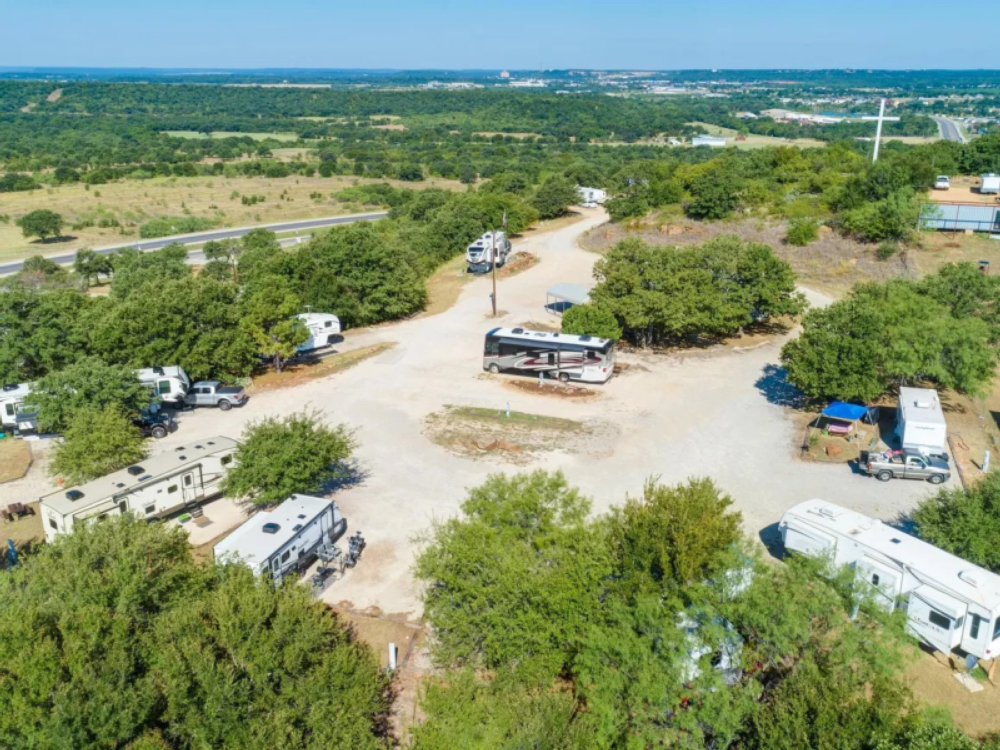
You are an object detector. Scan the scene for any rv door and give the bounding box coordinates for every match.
[907,585,966,653]
[855,556,903,612]
[181,471,198,502]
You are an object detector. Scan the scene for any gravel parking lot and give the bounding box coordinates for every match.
[1,209,934,619]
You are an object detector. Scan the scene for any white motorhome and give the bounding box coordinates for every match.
[135,366,191,406]
[577,186,608,206]
[466,231,511,273]
[484,327,616,384]
[781,499,1000,659]
[896,387,947,457]
[39,437,238,542]
[214,494,346,585]
[295,313,342,353]
[0,383,32,430]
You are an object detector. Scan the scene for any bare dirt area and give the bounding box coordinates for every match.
[496,251,538,278]
[907,648,1000,738]
[927,175,1000,205]
[502,378,600,400]
[0,439,32,483]
[0,207,934,625]
[1,501,43,548]
[580,217,915,297]
[248,343,397,393]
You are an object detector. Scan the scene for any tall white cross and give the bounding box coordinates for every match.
[862,98,901,163]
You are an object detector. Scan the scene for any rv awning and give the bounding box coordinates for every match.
[546,283,592,306]
[822,402,870,422]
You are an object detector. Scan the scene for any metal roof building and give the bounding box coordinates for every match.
[920,202,1000,233]
[545,283,592,314]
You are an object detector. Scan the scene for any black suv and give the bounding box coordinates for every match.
[134,412,175,439]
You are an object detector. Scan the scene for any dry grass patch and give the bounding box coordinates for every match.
[1,502,43,548]
[425,405,611,464]
[496,251,538,278]
[0,439,32,483]
[685,122,827,150]
[249,343,396,393]
[503,378,599,400]
[421,256,472,317]
[331,608,422,669]
[907,648,1000,739]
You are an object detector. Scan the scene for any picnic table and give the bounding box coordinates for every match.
[2,503,35,523]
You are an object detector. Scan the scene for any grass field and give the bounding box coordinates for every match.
[163,131,300,141]
[687,122,827,150]
[0,174,463,262]
[0,439,32,483]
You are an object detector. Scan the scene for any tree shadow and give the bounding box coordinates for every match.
[321,459,370,494]
[29,235,77,245]
[755,363,809,409]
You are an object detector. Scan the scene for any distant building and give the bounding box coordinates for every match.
[499,70,510,79]
[691,135,727,148]
[735,111,759,119]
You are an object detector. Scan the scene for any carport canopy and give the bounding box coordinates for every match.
[822,402,870,422]
[545,283,592,314]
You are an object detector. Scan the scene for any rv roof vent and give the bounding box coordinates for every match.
[915,400,931,408]
[579,335,592,342]
[890,538,902,544]
[959,569,981,587]
[195,444,203,449]
[138,475,152,482]
[297,514,307,520]
[153,367,164,375]
[66,490,84,501]
[262,522,280,534]
[293,524,303,532]
[178,456,186,461]
[126,466,145,476]
[207,441,215,445]
[817,506,842,519]
[511,327,524,334]
[115,483,126,488]
[175,446,185,452]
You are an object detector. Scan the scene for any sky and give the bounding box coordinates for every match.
[0,0,984,70]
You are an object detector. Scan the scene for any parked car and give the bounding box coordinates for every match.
[933,175,951,190]
[183,381,247,411]
[859,449,951,484]
[134,412,175,439]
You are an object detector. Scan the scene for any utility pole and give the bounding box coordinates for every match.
[491,231,497,317]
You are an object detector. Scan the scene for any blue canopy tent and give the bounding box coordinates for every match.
[818,401,878,436]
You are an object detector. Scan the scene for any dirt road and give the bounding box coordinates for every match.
[2,209,933,618]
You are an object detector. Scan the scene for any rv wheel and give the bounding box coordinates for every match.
[218,399,232,411]
[489,363,500,375]
[558,372,570,383]
[151,426,167,439]
[876,470,892,482]
[928,474,945,485]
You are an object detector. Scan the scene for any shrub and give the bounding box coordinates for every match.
[786,218,820,246]
[561,303,622,341]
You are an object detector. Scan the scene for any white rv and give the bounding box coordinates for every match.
[981,174,1000,195]
[896,387,947,457]
[295,313,342,353]
[466,232,511,273]
[0,383,32,430]
[39,437,238,542]
[781,499,1000,660]
[214,494,346,585]
[135,366,191,406]
[577,186,608,206]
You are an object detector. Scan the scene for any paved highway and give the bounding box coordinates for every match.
[931,116,965,144]
[0,211,388,276]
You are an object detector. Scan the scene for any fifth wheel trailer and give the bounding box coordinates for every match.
[214,494,346,585]
[780,499,1000,660]
[39,437,237,542]
[0,383,32,430]
[295,312,342,353]
[135,366,191,407]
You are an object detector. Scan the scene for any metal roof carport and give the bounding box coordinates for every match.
[545,283,592,315]
[920,203,1000,233]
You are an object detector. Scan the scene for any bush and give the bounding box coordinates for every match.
[877,239,900,260]
[561,303,622,341]
[911,472,1000,572]
[786,218,820,246]
[532,175,579,219]
[139,216,219,239]
[49,405,147,484]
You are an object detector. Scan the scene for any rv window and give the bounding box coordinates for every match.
[972,614,982,639]
[324,321,332,328]
[871,574,880,586]
[500,343,523,357]
[168,485,178,493]
[49,518,58,531]
[280,550,291,564]
[144,504,155,515]
[157,380,170,394]
[929,610,952,629]
[993,618,1000,641]
[4,403,13,416]
[586,350,597,360]
[183,474,193,487]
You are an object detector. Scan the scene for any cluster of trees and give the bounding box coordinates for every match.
[410,470,994,749]
[563,235,805,346]
[781,262,1000,402]
[0,517,391,749]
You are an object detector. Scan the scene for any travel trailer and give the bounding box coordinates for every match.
[214,494,346,585]
[981,174,1000,195]
[135,366,191,406]
[577,186,608,206]
[484,327,616,384]
[295,313,342,353]
[896,387,947,457]
[780,499,1000,659]
[0,383,32,430]
[466,231,511,273]
[39,437,238,542]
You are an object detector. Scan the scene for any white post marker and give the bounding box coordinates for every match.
[984,450,991,474]
[388,642,397,671]
[506,402,511,418]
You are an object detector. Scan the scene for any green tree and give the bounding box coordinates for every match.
[561,303,622,341]
[110,243,190,299]
[73,248,113,286]
[48,405,147,484]
[0,517,390,749]
[686,167,742,220]
[16,209,64,241]
[20,255,64,275]
[785,218,820,246]
[841,188,922,242]
[201,238,243,283]
[32,356,151,433]
[239,277,308,372]
[0,287,91,383]
[532,175,579,219]
[911,472,1000,572]
[221,410,356,506]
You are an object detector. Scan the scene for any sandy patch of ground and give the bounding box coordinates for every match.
[502,378,600,400]
[249,343,397,393]
[927,175,1000,205]
[907,648,1000,738]
[45,88,63,103]
[0,440,32,483]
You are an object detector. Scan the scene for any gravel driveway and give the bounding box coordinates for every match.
[1,209,934,618]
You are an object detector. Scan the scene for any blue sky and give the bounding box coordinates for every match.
[0,0,982,70]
